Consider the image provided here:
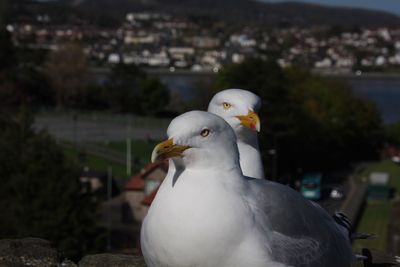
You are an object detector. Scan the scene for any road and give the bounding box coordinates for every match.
[318,180,351,215]
[34,113,168,142]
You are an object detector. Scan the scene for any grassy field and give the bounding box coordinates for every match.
[100,139,159,165]
[62,139,158,179]
[63,140,157,178]
[352,160,400,252]
[63,145,128,178]
[353,201,393,252]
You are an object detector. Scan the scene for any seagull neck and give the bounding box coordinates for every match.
[167,158,245,190]
[189,164,245,189]
[236,132,265,179]
[237,131,259,149]
[188,157,242,174]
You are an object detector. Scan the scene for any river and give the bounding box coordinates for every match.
[348,78,400,124]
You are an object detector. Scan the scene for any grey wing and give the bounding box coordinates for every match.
[246,180,353,267]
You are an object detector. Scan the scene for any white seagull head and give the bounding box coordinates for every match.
[208,89,261,136]
[151,111,240,170]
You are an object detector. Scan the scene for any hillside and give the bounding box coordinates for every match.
[68,0,400,27]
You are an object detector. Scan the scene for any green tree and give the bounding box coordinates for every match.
[385,122,400,146]
[0,63,54,110]
[106,64,146,113]
[187,81,219,111]
[0,27,53,110]
[106,64,170,115]
[138,77,170,115]
[0,29,15,72]
[0,0,11,27]
[285,68,383,171]
[16,65,54,108]
[0,29,24,111]
[215,59,384,178]
[0,109,105,260]
[44,43,88,110]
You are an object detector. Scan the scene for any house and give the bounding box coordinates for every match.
[314,58,332,68]
[192,36,220,49]
[108,53,121,64]
[124,160,168,221]
[368,172,391,200]
[79,169,120,201]
[79,167,160,224]
[168,47,195,61]
[382,146,400,164]
[93,161,168,251]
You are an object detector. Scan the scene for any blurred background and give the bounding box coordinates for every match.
[1,0,400,262]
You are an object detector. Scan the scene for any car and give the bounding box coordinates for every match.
[300,173,322,201]
[329,188,345,199]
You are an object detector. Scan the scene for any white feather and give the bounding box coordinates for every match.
[141,111,353,267]
[208,89,264,179]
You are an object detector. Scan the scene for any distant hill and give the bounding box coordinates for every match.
[14,0,390,27]
[43,0,400,27]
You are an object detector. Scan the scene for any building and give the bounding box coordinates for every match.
[94,161,168,251]
[80,169,120,201]
[368,172,391,200]
[124,160,168,221]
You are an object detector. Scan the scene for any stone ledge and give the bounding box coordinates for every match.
[0,238,146,267]
[0,238,61,267]
[79,254,146,267]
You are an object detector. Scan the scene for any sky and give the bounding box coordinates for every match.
[264,0,400,16]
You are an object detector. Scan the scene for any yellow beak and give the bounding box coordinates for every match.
[235,110,261,132]
[151,139,191,163]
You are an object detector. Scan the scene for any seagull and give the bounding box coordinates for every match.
[141,111,354,267]
[208,89,264,179]
[208,89,374,245]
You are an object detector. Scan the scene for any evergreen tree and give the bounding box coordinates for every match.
[0,28,53,110]
[0,29,14,72]
[0,109,105,260]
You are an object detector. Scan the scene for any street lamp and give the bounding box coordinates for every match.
[126,116,132,176]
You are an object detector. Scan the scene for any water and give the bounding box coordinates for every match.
[156,72,214,101]
[348,78,400,124]
[91,68,214,102]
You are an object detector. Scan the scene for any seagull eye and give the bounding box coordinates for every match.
[200,129,210,137]
[223,102,231,110]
